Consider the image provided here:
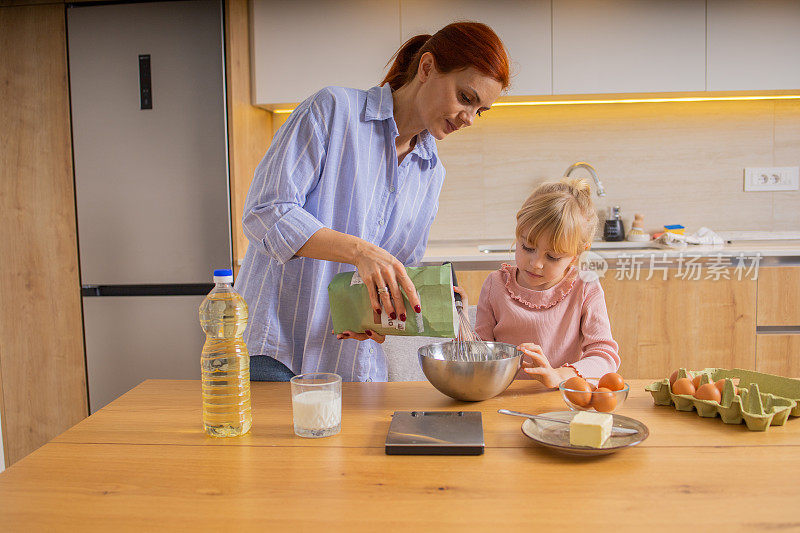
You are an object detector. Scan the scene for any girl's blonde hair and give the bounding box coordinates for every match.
[515,178,598,256]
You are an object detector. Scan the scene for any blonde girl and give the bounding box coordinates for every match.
[467,178,620,387]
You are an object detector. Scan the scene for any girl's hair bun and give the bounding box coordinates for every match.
[561,177,592,198]
[515,177,598,257]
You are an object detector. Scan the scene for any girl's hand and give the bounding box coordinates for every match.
[453,285,469,309]
[517,343,561,389]
[334,329,386,344]
[352,240,421,325]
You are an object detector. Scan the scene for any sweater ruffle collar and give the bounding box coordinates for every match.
[499,263,578,310]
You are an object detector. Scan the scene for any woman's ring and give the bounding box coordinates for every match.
[377,286,389,294]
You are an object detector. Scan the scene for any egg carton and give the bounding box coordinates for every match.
[645,368,800,431]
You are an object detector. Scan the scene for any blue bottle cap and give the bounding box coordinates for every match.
[214,269,233,277]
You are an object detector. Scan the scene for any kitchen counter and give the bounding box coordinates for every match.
[423,239,800,269]
[1,379,799,530]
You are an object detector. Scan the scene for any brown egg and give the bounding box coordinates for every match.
[598,372,625,392]
[694,383,722,403]
[714,379,738,395]
[669,370,681,387]
[563,376,592,407]
[591,387,617,412]
[671,377,696,396]
[692,375,704,389]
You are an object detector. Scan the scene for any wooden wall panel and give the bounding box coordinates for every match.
[224,0,272,276]
[0,4,88,466]
[757,267,800,326]
[756,334,800,376]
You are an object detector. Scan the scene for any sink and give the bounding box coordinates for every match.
[589,240,659,250]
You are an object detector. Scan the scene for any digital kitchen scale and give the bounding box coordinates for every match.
[385,411,484,455]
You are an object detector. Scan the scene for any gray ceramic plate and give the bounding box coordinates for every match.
[521,411,649,456]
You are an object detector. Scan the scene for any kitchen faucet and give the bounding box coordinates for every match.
[563,162,606,197]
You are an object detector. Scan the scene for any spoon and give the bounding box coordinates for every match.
[498,408,638,436]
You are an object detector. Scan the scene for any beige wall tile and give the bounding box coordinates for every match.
[773,100,800,230]
[430,99,796,241]
[266,97,800,244]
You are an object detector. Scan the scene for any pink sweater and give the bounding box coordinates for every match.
[475,264,620,379]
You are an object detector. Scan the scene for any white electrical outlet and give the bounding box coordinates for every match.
[743,167,800,191]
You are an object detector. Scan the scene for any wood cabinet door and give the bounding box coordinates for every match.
[251,0,400,106]
[602,272,757,379]
[756,334,800,376]
[552,0,706,94]
[707,0,800,91]
[757,267,800,327]
[400,0,552,97]
[457,270,494,308]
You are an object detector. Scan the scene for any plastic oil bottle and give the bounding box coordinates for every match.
[199,269,252,437]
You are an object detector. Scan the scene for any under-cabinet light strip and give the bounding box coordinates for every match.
[270,94,800,115]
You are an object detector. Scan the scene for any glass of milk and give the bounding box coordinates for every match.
[290,373,342,438]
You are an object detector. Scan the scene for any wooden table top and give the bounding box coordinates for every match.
[1,379,798,531]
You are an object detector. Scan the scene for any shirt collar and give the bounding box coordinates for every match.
[365,84,438,164]
[365,84,394,121]
[414,130,437,163]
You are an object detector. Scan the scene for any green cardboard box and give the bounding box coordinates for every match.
[328,264,458,338]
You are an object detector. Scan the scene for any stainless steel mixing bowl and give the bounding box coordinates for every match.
[418,341,522,401]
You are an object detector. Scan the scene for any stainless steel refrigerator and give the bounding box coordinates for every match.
[68,0,231,412]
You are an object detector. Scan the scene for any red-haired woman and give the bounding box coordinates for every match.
[236,22,511,381]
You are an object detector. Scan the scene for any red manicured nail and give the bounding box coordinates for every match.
[400,313,406,322]
[390,312,397,320]
[365,330,372,337]
[376,308,382,315]
[414,305,421,313]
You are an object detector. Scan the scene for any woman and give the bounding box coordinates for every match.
[235,22,510,381]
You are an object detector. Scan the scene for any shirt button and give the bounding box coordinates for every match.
[389,186,395,193]
[369,348,374,354]
[366,377,373,382]
[377,219,384,226]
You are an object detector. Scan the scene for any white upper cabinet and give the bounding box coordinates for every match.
[399,0,552,97]
[552,0,706,94]
[250,0,800,106]
[707,0,800,91]
[251,0,400,106]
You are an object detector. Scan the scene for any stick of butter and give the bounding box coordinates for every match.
[569,411,613,448]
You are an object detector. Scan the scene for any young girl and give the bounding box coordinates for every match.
[467,178,620,388]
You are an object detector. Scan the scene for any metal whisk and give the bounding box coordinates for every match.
[446,263,492,362]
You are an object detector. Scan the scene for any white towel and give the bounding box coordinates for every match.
[655,227,724,248]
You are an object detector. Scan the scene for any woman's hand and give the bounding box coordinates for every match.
[335,329,386,344]
[518,343,563,389]
[352,240,421,323]
[296,229,421,322]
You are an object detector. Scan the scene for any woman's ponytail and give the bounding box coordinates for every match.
[382,34,431,91]
[380,22,510,92]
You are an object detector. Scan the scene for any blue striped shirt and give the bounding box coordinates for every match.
[234,85,445,381]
